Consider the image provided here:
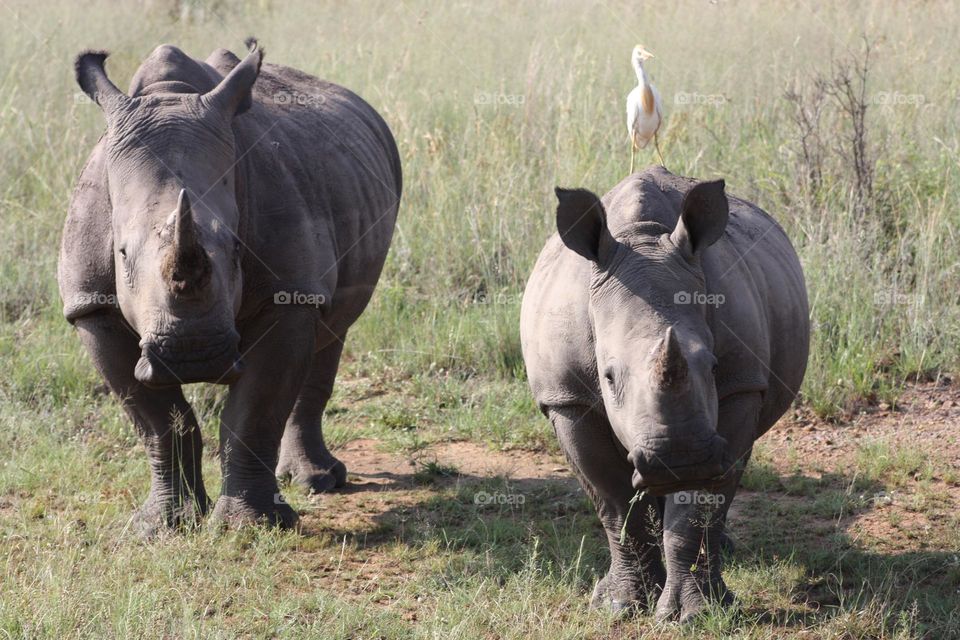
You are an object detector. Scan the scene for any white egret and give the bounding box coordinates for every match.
[626,44,664,172]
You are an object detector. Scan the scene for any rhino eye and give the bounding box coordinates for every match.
[711,364,719,376]
[602,368,623,406]
[118,247,127,260]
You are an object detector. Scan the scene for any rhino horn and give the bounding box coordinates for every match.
[163,189,211,295]
[202,38,264,117]
[173,190,199,256]
[655,326,689,389]
[75,50,132,121]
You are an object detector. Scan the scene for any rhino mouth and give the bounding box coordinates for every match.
[629,434,732,495]
[631,474,730,497]
[135,331,244,387]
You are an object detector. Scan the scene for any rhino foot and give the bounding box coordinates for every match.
[132,487,210,539]
[589,570,662,616]
[210,492,300,530]
[654,574,734,623]
[276,453,347,495]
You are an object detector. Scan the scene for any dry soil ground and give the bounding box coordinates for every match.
[286,380,960,627]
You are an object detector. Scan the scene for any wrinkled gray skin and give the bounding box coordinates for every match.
[520,167,809,622]
[58,41,401,535]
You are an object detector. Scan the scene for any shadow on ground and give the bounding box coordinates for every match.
[289,451,960,637]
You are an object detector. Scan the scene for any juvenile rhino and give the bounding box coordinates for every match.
[520,167,809,621]
[59,41,401,535]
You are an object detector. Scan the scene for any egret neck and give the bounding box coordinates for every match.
[632,55,656,115]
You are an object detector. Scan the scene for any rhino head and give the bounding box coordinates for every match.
[75,43,264,387]
[555,180,733,495]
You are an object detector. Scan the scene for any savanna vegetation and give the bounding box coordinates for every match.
[1,1,958,637]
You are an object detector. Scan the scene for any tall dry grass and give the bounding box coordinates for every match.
[1,1,958,414]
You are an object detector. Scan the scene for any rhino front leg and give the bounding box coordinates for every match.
[655,391,761,623]
[211,311,315,528]
[276,337,348,494]
[75,313,209,537]
[549,405,666,614]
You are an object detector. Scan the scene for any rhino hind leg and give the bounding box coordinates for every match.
[75,313,210,538]
[276,338,348,494]
[655,392,761,623]
[548,405,666,615]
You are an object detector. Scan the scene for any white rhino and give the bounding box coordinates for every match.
[59,41,401,535]
[521,167,809,621]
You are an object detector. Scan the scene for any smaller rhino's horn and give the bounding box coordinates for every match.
[656,326,689,389]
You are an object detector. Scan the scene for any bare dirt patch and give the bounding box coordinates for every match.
[282,438,581,607]
[307,382,960,561]
[732,381,960,555]
[295,438,578,537]
[769,381,960,471]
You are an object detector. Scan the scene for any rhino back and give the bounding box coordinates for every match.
[233,61,402,335]
[706,197,809,431]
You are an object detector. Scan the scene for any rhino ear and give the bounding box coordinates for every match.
[75,50,131,121]
[555,187,614,264]
[202,38,263,117]
[671,179,729,259]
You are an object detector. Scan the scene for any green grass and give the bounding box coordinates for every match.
[2,0,960,637]
[855,440,931,487]
[3,387,959,638]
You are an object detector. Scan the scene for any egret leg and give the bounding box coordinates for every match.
[629,143,636,175]
[654,133,665,168]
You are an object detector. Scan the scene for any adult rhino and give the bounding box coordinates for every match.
[59,40,401,535]
[520,167,809,621]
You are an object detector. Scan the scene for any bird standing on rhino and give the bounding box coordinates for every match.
[520,167,809,621]
[58,40,401,535]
